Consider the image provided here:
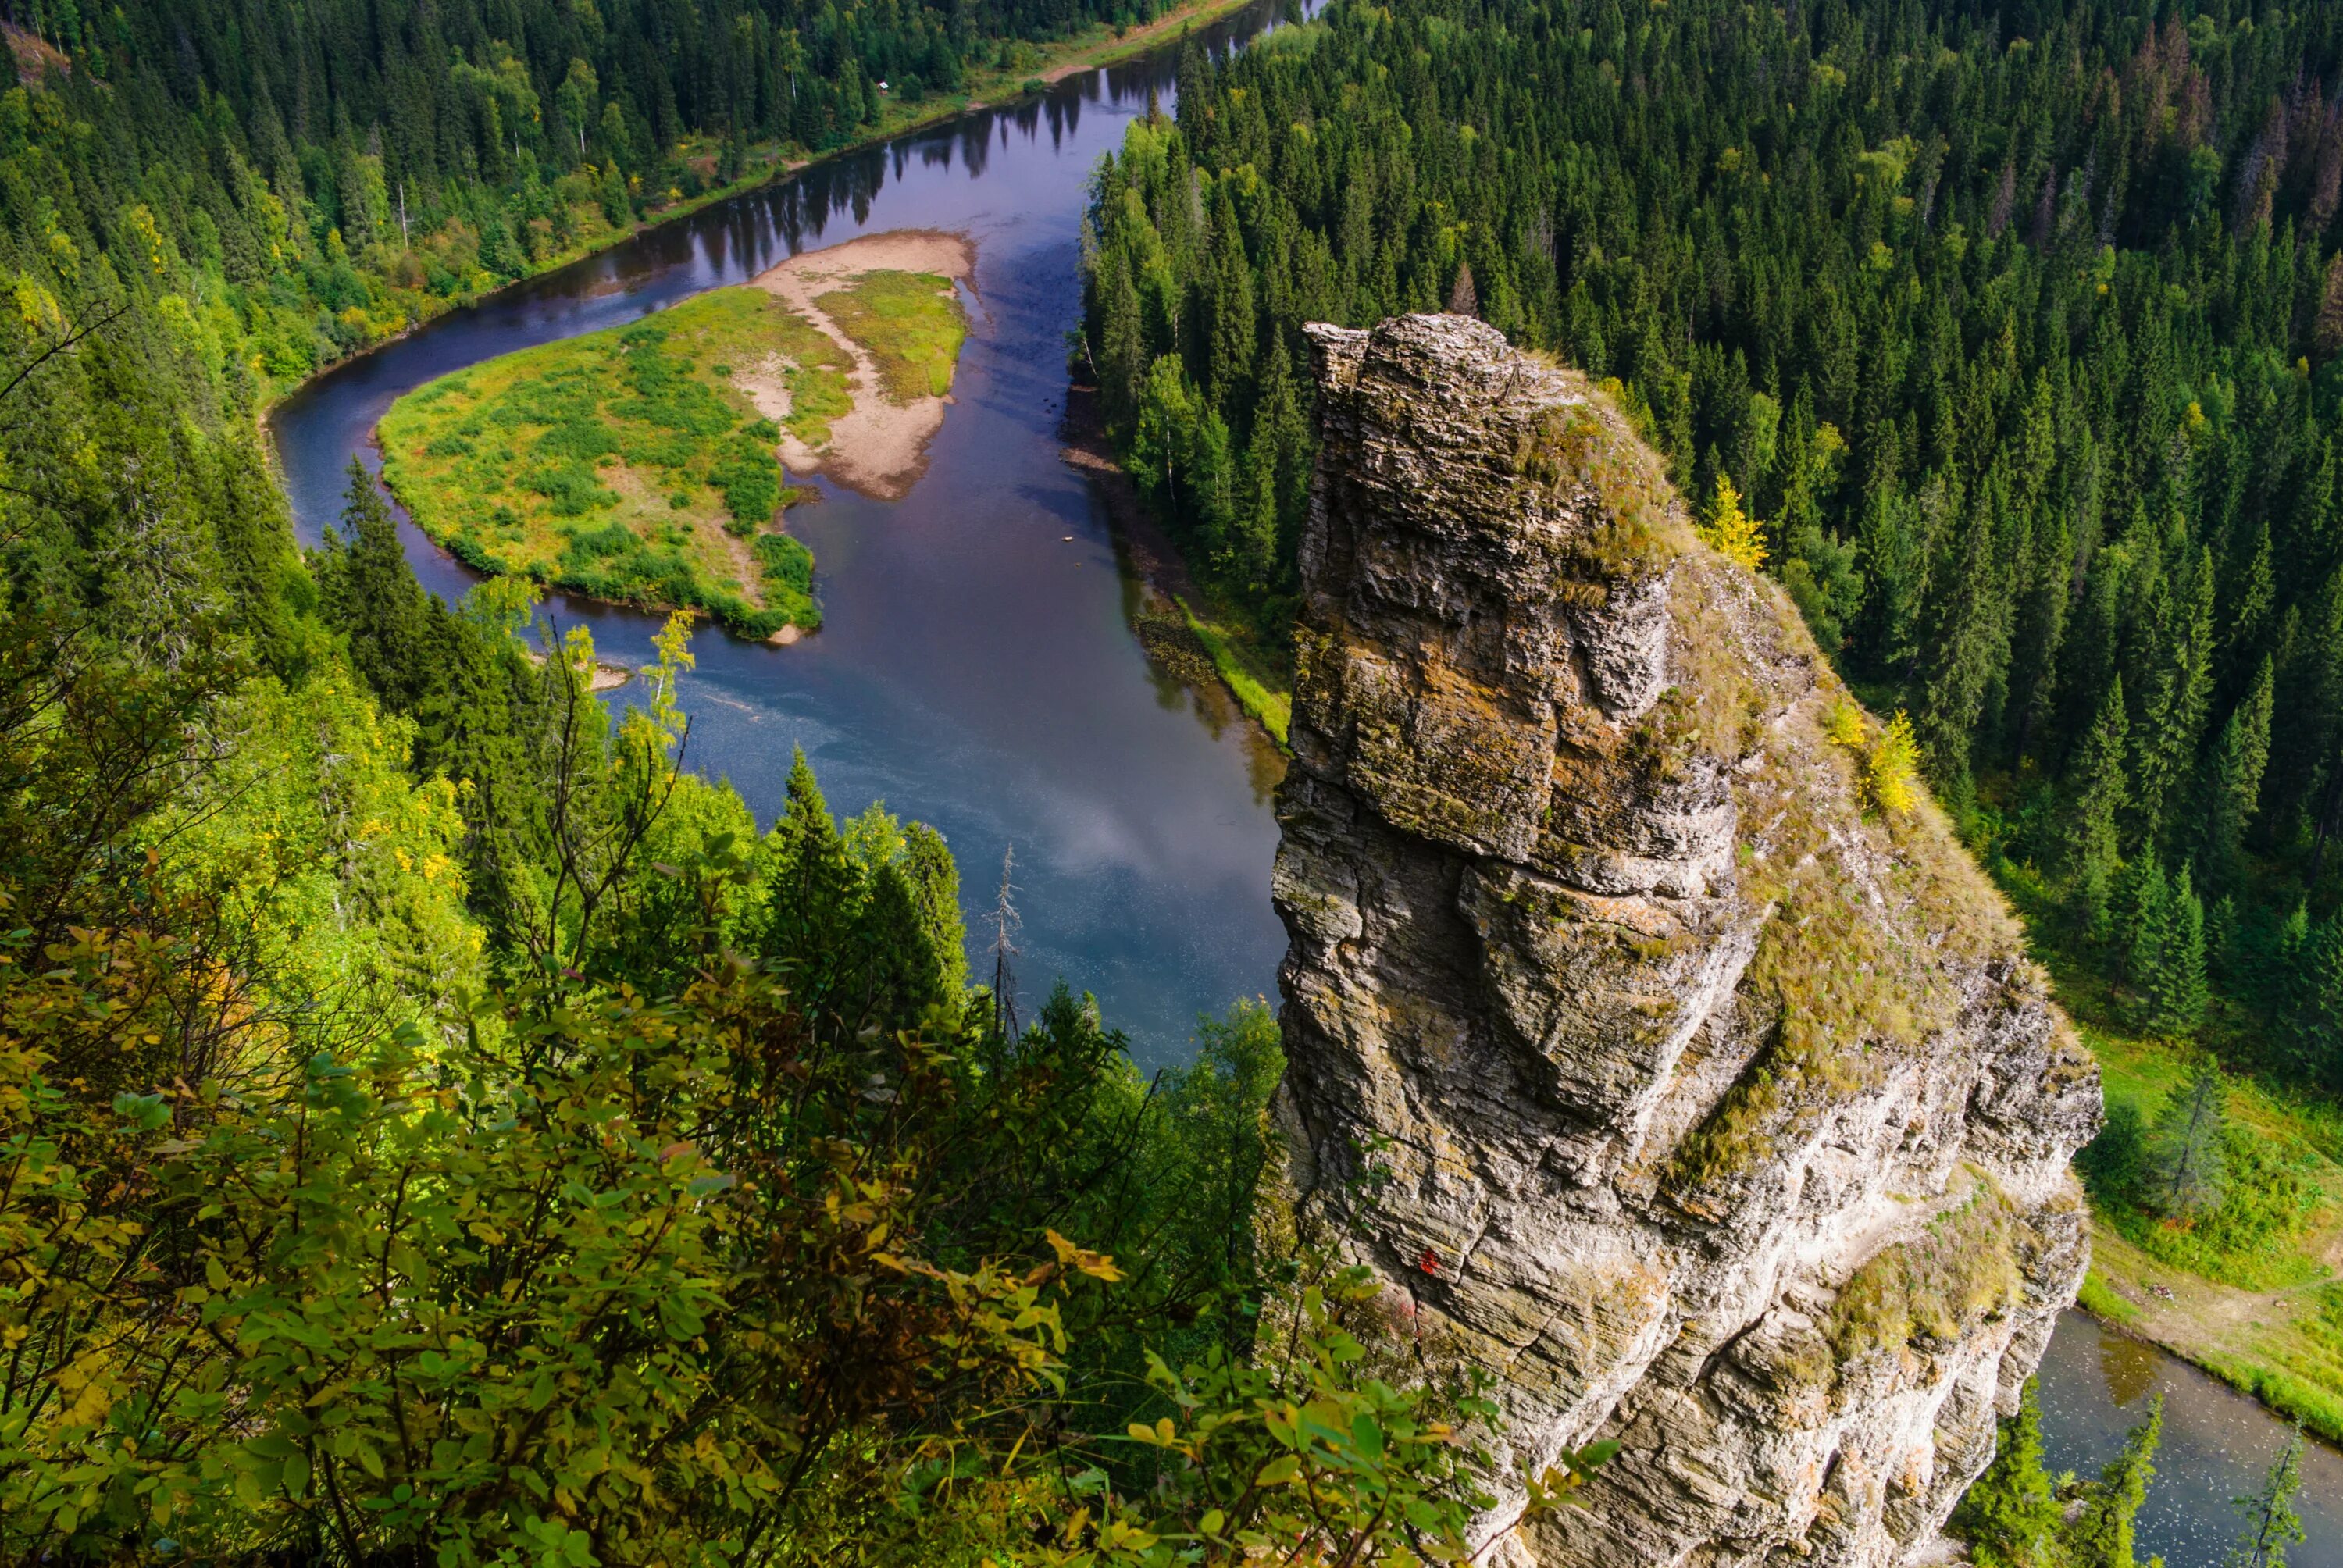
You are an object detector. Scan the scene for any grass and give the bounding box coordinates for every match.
[1177,596,1291,745]
[1976,836,2343,1439]
[760,310,854,449]
[1828,1178,2024,1363]
[816,271,968,402]
[2072,1033,2343,1439]
[380,286,837,638]
[2076,1268,2142,1324]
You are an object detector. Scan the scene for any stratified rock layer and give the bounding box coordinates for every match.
[1273,315,2102,1567]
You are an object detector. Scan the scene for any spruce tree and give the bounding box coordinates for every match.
[2117,853,2170,994]
[1204,183,1255,404]
[2063,1395,2163,1568]
[2224,1428,2307,1568]
[2202,657,2275,882]
[316,459,434,716]
[1916,477,2010,797]
[2063,676,2130,935]
[2285,916,2343,1087]
[754,748,860,1014]
[2145,863,2209,1038]
[2149,1055,2228,1217]
[2132,547,2216,848]
[1096,249,1145,434]
[1951,1379,2063,1568]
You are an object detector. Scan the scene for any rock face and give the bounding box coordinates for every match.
[1272,315,2102,1567]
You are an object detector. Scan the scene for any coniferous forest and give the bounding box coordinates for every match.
[0,0,2323,1556]
[1084,0,2343,1096]
[0,2,1572,1561]
[0,0,1151,400]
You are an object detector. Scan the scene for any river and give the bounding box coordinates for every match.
[269,2,1299,1072]
[263,5,2337,1553]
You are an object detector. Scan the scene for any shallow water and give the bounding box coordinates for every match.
[268,5,1303,1068]
[2035,1310,2343,1565]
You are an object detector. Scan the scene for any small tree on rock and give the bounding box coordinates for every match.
[1701,473,1767,572]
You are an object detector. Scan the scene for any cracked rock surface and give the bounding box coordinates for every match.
[1273,314,2102,1568]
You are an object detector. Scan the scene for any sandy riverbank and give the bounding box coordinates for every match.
[743,230,975,501]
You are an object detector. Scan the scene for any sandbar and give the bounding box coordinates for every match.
[743,230,975,501]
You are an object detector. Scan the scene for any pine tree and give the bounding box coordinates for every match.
[1917,478,2011,794]
[2133,547,2216,847]
[2223,1428,2306,1568]
[1096,249,1146,433]
[1204,183,1256,404]
[1251,339,1311,569]
[2149,1055,2228,1217]
[2117,853,2169,990]
[2315,253,2343,361]
[1951,1379,2063,1568]
[2202,657,2275,882]
[2285,916,2343,1087]
[317,459,434,715]
[754,748,860,1013]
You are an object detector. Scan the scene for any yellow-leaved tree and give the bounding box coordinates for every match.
[1700,474,1767,572]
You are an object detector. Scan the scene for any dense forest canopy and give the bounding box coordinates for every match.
[1083,0,2343,1089]
[0,0,1156,405]
[0,0,2265,1556]
[0,2,1565,1559]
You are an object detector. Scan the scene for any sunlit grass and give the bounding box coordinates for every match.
[818,271,968,402]
[1178,597,1291,746]
[380,286,826,636]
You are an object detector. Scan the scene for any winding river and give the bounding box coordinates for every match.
[273,5,1294,1074]
[265,4,2338,1552]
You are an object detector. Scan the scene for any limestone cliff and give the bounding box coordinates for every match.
[1272,315,2102,1567]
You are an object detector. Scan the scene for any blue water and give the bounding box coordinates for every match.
[268,7,1304,1069]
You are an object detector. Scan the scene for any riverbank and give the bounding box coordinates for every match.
[1061,383,1294,746]
[747,231,974,500]
[248,0,1261,427]
[2067,1021,2343,1441]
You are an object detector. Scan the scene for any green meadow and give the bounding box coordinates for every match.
[815,269,967,401]
[379,285,850,638]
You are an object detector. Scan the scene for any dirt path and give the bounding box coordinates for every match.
[744,230,975,501]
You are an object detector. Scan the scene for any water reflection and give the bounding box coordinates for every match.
[2036,1311,2342,1566]
[2098,1327,2163,1410]
[267,2,1309,1066]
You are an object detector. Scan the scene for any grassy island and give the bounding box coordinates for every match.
[379,258,968,640]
